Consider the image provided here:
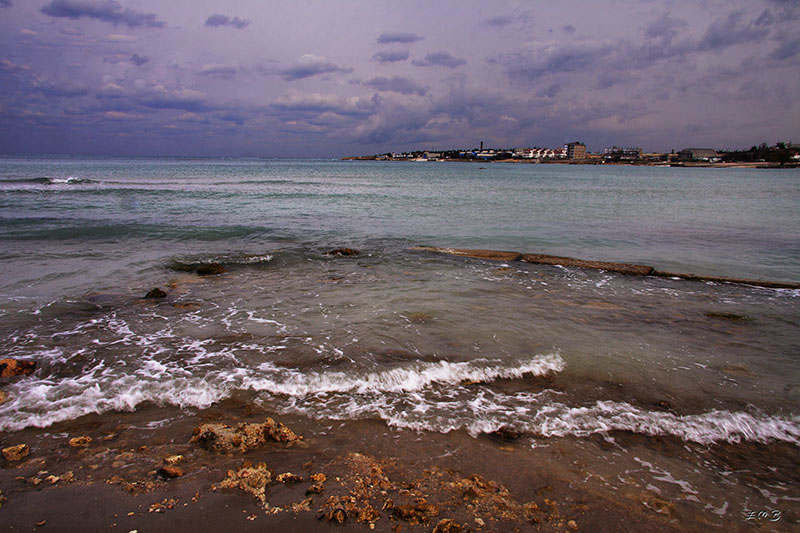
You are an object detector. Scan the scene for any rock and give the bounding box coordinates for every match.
[383,496,439,525]
[216,462,271,504]
[0,390,8,405]
[326,248,360,256]
[144,288,167,299]
[705,311,749,321]
[567,519,579,530]
[163,454,184,465]
[69,436,92,448]
[0,358,36,377]
[487,426,523,441]
[433,518,465,533]
[3,444,30,461]
[196,263,226,276]
[158,465,184,479]
[413,246,522,262]
[275,472,304,483]
[521,253,654,276]
[191,418,301,453]
[318,496,349,524]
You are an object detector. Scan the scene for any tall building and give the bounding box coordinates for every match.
[566,142,586,159]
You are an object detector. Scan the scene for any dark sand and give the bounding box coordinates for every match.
[0,401,699,532]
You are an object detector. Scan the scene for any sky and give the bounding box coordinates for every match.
[1,0,799,158]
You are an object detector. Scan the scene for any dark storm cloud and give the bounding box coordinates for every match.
[754,9,775,26]
[139,90,207,112]
[279,55,352,81]
[363,76,427,96]
[197,64,237,79]
[129,54,149,66]
[40,0,166,28]
[698,11,769,50]
[770,33,800,60]
[271,92,376,121]
[486,15,513,27]
[204,14,250,29]
[491,43,611,82]
[412,51,466,68]
[536,83,561,98]
[645,13,687,41]
[372,49,410,63]
[376,32,423,44]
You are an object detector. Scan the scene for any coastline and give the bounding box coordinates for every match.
[341,156,799,169]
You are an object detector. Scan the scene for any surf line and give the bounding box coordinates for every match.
[410,246,800,290]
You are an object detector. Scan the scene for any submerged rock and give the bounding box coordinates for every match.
[191,418,301,453]
[0,391,8,405]
[413,246,522,262]
[705,311,749,321]
[2,444,30,462]
[487,426,523,441]
[0,358,36,377]
[196,263,226,276]
[521,253,654,276]
[326,248,360,256]
[144,288,167,299]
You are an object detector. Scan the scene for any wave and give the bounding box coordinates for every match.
[1,349,797,446]
[0,177,94,185]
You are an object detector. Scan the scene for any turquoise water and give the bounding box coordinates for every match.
[0,156,798,525]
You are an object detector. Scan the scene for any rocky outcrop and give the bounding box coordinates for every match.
[521,253,654,276]
[413,245,800,288]
[144,288,167,299]
[0,358,36,377]
[191,418,301,453]
[412,246,521,262]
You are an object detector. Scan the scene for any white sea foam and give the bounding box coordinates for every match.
[1,348,799,447]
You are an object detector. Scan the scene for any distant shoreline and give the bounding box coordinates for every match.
[341,156,799,169]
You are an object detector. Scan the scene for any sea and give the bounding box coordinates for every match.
[1,155,798,529]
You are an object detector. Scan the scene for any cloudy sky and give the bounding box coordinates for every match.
[1,0,799,157]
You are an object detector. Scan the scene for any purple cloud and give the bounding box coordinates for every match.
[412,51,466,68]
[377,32,423,44]
[372,49,410,63]
[363,76,427,96]
[197,64,237,79]
[205,14,250,29]
[486,16,514,27]
[40,0,166,28]
[129,54,149,66]
[279,55,351,81]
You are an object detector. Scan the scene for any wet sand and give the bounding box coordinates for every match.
[3,399,794,531]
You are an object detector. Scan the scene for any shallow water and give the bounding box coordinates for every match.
[1,156,799,527]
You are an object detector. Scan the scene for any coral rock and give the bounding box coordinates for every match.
[3,444,30,461]
[0,358,36,377]
[191,418,301,453]
[69,436,92,448]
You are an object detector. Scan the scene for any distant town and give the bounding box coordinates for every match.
[344,141,800,168]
